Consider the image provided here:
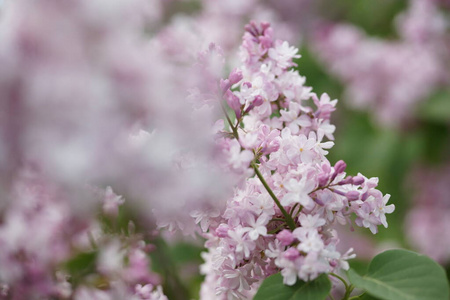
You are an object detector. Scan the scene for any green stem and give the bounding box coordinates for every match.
[310,182,339,194]
[342,285,355,300]
[290,203,303,220]
[268,223,287,234]
[329,273,355,299]
[269,218,286,223]
[293,206,303,219]
[252,162,296,230]
[221,103,239,140]
[289,203,300,216]
[329,273,349,291]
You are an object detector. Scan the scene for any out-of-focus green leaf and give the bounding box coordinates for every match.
[65,251,98,285]
[318,0,408,37]
[419,90,450,124]
[169,242,204,265]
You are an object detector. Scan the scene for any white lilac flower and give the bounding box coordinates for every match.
[227,226,255,259]
[281,177,315,208]
[245,214,270,240]
[372,194,395,227]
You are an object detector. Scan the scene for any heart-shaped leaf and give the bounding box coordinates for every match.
[348,249,449,300]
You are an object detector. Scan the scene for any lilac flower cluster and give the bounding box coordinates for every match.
[200,22,394,299]
[313,0,449,126]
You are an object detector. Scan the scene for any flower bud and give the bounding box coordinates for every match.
[283,247,300,261]
[220,79,231,92]
[229,68,243,85]
[276,229,295,246]
[338,176,353,185]
[318,173,329,187]
[225,91,241,119]
[242,81,252,89]
[253,95,264,107]
[334,160,347,174]
[215,224,230,238]
[346,191,360,201]
[361,192,369,201]
[352,175,365,185]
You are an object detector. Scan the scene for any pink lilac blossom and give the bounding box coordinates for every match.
[313,0,449,127]
[405,163,450,264]
[199,22,394,299]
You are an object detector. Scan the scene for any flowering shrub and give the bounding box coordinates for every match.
[200,21,395,299]
[0,1,448,300]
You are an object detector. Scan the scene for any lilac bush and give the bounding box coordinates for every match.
[0,1,448,300]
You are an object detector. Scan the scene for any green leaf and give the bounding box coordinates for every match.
[348,249,450,300]
[65,251,97,274]
[419,90,450,124]
[169,242,203,265]
[253,273,331,300]
[65,251,98,285]
[358,293,381,300]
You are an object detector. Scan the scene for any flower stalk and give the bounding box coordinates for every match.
[252,162,296,230]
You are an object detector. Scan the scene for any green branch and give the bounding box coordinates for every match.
[251,162,296,230]
[329,273,354,300]
[220,103,239,140]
